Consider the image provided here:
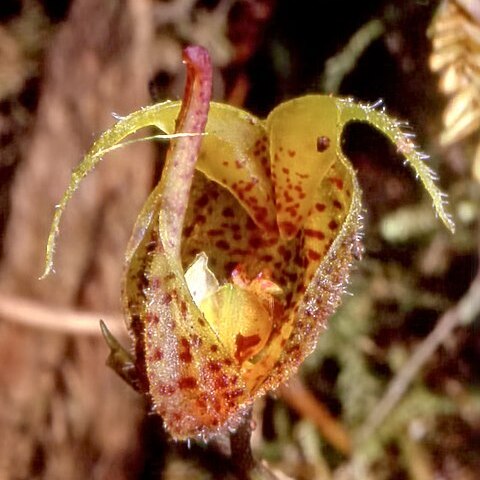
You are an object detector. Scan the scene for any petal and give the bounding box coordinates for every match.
[40,101,190,278]
[146,102,277,233]
[172,96,362,397]
[42,100,277,278]
[240,135,362,395]
[338,98,455,232]
[253,153,362,394]
[123,47,253,439]
[124,221,250,439]
[239,95,454,396]
[199,105,277,233]
[266,95,339,239]
[180,173,293,283]
[198,283,273,363]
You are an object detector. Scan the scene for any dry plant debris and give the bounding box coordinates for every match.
[430,0,480,181]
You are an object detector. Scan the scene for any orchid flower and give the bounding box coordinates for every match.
[42,46,454,440]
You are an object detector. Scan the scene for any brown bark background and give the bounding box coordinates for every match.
[0,0,154,477]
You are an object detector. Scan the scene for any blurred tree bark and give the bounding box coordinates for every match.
[0,0,155,478]
[0,0,154,307]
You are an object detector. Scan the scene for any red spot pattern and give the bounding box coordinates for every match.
[216,240,230,250]
[278,221,296,237]
[271,144,315,238]
[214,374,229,389]
[151,348,163,361]
[249,237,263,249]
[316,135,331,152]
[278,245,292,262]
[168,156,353,439]
[222,207,235,217]
[178,376,197,389]
[303,228,325,240]
[207,229,224,236]
[195,193,209,208]
[224,388,245,400]
[329,177,344,190]
[207,361,222,372]
[179,337,193,363]
[235,333,261,363]
[328,220,338,230]
[157,384,176,396]
[146,312,159,324]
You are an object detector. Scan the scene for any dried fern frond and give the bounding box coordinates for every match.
[429,0,480,180]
